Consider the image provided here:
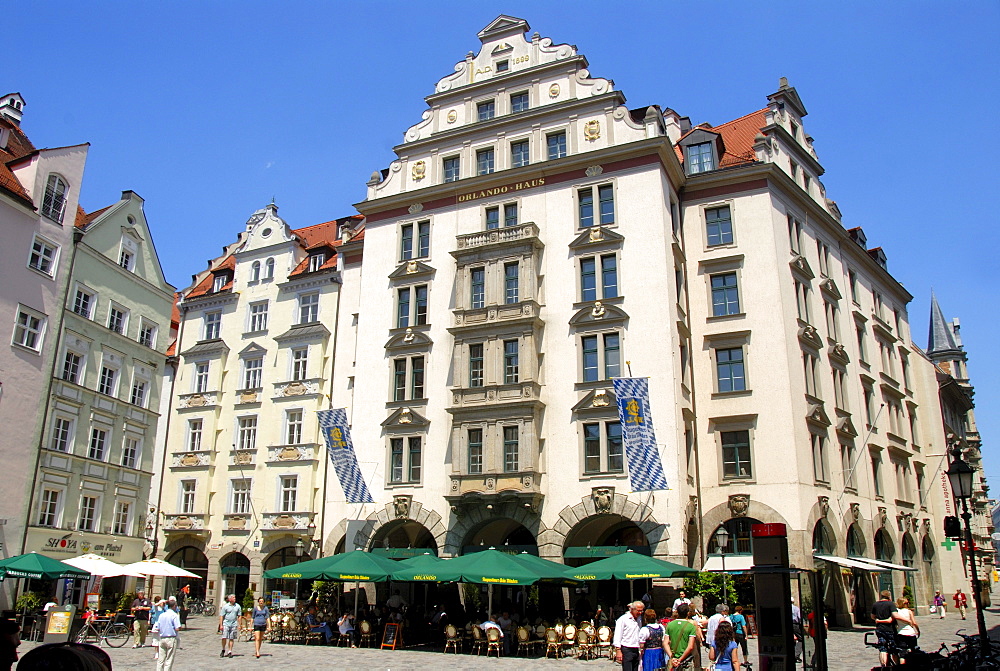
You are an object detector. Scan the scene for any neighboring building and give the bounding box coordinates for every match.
[156,204,362,602]
[0,93,88,608]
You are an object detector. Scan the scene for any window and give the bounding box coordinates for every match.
[863,385,876,426]
[130,378,148,407]
[417,220,430,258]
[841,444,857,490]
[89,428,108,461]
[38,489,60,527]
[414,285,428,325]
[909,408,920,445]
[485,207,499,230]
[706,206,733,246]
[180,481,196,514]
[12,307,45,351]
[238,416,258,451]
[108,305,127,335]
[476,148,495,175]
[265,258,275,279]
[291,348,308,381]
[308,253,326,272]
[580,255,618,301]
[504,263,519,304]
[41,174,68,222]
[298,293,319,324]
[231,479,251,514]
[916,466,926,505]
[251,261,261,282]
[443,156,460,183]
[477,100,495,121]
[393,360,406,401]
[817,241,831,277]
[871,453,884,497]
[396,285,428,328]
[392,356,424,401]
[511,140,530,168]
[213,274,228,293]
[469,344,484,387]
[78,496,98,532]
[824,301,840,341]
[803,352,819,397]
[243,357,263,389]
[794,280,811,323]
[504,340,519,384]
[248,302,268,332]
[400,221,430,261]
[468,429,483,474]
[848,271,859,303]
[97,366,117,396]
[578,184,614,228]
[390,438,404,483]
[788,216,803,253]
[139,320,157,348]
[280,476,297,512]
[716,347,746,392]
[112,501,131,535]
[122,436,140,469]
[62,351,82,383]
[832,368,848,410]
[583,421,623,473]
[119,248,134,271]
[503,203,518,228]
[721,430,752,479]
[503,426,520,472]
[547,132,567,159]
[812,434,828,483]
[581,333,621,382]
[511,91,529,113]
[50,418,73,453]
[687,142,715,173]
[470,268,485,309]
[396,287,410,328]
[495,59,509,72]
[194,362,210,393]
[411,356,424,399]
[389,437,422,483]
[28,236,58,275]
[73,288,94,318]
[408,436,422,482]
[286,410,303,445]
[856,323,868,362]
[487,204,518,230]
[711,273,740,316]
[204,311,222,340]
[187,419,203,451]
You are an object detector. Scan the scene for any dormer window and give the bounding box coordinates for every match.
[687,143,715,174]
[790,121,799,139]
[41,174,68,223]
[309,253,326,272]
[213,274,228,293]
[477,100,495,122]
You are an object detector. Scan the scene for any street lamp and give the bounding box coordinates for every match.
[715,526,731,607]
[945,447,990,657]
[294,537,305,559]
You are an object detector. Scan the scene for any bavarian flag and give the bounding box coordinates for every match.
[612,378,669,492]
[317,408,374,503]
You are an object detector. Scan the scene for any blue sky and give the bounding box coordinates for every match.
[11,1,999,486]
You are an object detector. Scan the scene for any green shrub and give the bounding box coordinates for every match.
[683,572,736,612]
[242,588,256,610]
[117,592,137,612]
[15,591,44,612]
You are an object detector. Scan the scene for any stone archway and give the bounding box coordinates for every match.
[548,489,667,561]
[446,500,544,557]
[326,496,448,557]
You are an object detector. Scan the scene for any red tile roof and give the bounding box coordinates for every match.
[0,116,36,206]
[674,108,767,170]
[77,204,111,228]
[186,255,236,299]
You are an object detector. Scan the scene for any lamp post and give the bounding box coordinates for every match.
[715,527,731,607]
[945,447,990,657]
[294,538,305,558]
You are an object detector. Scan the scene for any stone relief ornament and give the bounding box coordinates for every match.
[451,479,460,492]
[185,394,207,408]
[591,301,606,319]
[686,496,699,522]
[273,515,296,529]
[878,506,888,528]
[408,202,423,214]
[180,453,201,467]
[728,494,750,518]
[818,496,830,517]
[240,390,258,404]
[588,226,604,241]
[592,389,609,407]
[850,502,861,520]
[278,447,300,461]
[235,451,253,465]
[172,516,194,530]
[398,408,412,424]
[548,84,560,98]
[406,261,418,274]
[447,110,458,123]
[584,120,601,141]
[585,165,604,178]
[411,161,426,180]
[403,328,415,343]
[521,475,533,489]
[283,382,307,397]
[593,487,614,514]
[227,516,247,530]
[393,495,411,519]
[485,477,496,491]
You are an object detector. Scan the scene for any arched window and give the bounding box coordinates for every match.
[709,517,761,555]
[41,174,68,223]
[251,261,261,282]
[265,258,275,279]
[847,524,865,557]
[812,521,834,555]
[874,530,895,561]
[922,535,935,563]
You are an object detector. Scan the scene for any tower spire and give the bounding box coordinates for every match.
[927,291,959,354]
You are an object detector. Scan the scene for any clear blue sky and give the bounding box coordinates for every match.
[12,1,999,487]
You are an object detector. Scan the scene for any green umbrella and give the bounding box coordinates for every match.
[0,552,91,580]
[263,549,399,581]
[563,549,696,581]
[514,551,580,584]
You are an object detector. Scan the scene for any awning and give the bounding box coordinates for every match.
[701,555,754,573]
[812,554,912,572]
[858,558,918,572]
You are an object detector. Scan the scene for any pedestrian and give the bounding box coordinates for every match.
[706,603,729,647]
[150,597,166,660]
[952,589,968,619]
[729,605,749,659]
[152,596,181,671]
[612,600,644,671]
[872,589,902,666]
[251,597,270,659]
[218,593,241,657]
[638,608,667,671]
[932,590,946,618]
[131,590,152,648]
[665,602,701,669]
[894,596,920,657]
[709,620,741,671]
[672,590,691,613]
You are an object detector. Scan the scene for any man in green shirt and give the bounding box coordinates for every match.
[666,603,701,668]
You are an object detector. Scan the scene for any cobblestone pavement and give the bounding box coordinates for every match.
[14,607,1000,669]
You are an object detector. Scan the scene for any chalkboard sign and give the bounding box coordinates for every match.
[381,622,400,649]
[746,613,758,638]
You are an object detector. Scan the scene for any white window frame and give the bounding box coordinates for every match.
[97,363,119,397]
[37,487,64,527]
[88,426,110,461]
[121,435,141,469]
[285,409,304,445]
[138,318,158,348]
[308,253,326,273]
[203,310,222,340]
[388,435,423,484]
[12,305,47,352]
[298,292,319,324]
[27,234,60,277]
[237,416,258,451]
[391,355,425,402]
[41,173,69,223]
[213,274,228,293]
[61,347,85,384]
[112,500,132,535]
[78,494,101,532]
[193,361,210,393]
[581,420,624,474]
[811,433,829,484]
[579,331,622,383]
[187,419,204,451]
[230,478,252,514]
[243,357,263,390]
[179,480,197,514]
[247,301,269,333]
[290,347,309,382]
[50,416,75,453]
[118,235,138,272]
[129,374,148,407]
[279,475,298,512]
[107,303,129,336]
[72,285,96,319]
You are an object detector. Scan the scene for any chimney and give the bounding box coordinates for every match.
[0,93,24,126]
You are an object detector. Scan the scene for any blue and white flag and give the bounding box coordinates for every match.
[612,377,669,492]
[317,408,374,503]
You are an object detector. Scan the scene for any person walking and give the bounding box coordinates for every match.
[729,605,749,659]
[131,590,152,648]
[613,600,644,671]
[250,597,270,659]
[705,603,729,647]
[671,590,691,613]
[872,590,902,666]
[218,594,241,658]
[953,589,968,619]
[932,590,946,618]
[709,620,741,671]
[665,603,701,669]
[152,596,181,671]
[894,596,920,657]
[638,608,667,671]
[150,597,166,660]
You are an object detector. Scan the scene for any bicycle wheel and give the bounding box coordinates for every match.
[76,625,98,644]
[104,624,130,647]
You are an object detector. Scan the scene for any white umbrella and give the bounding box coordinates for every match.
[64,554,145,578]
[120,558,202,579]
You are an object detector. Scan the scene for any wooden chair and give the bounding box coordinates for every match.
[596,625,613,659]
[561,623,577,657]
[516,626,532,656]
[444,624,462,653]
[485,627,502,657]
[577,628,595,660]
[337,629,353,647]
[544,627,562,658]
[470,625,485,655]
[303,619,324,646]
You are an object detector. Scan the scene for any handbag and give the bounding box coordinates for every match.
[928,605,937,613]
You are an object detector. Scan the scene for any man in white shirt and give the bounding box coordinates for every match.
[152,596,181,671]
[613,601,644,671]
[706,603,730,647]
[672,590,691,613]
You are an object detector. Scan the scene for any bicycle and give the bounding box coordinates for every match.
[942,629,1000,670]
[75,613,131,647]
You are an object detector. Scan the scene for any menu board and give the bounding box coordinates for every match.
[381,622,400,649]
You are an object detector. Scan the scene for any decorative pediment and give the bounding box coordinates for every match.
[239,342,267,357]
[568,225,625,250]
[806,402,831,427]
[478,15,530,41]
[569,302,628,327]
[180,339,229,359]
[819,277,842,300]
[388,260,436,281]
[571,387,618,413]
[789,254,815,280]
[836,414,858,438]
[798,325,823,350]
[385,328,434,351]
[274,323,331,343]
[828,342,851,365]
[381,406,430,429]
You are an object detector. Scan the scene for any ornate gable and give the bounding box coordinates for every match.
[478,15,530,41]
[568,225,625,251]
[806,402,831,427]
[569,302,629,327]
[385,328,434,351]
[836,414,858,438]
[571,387,618,413]
[789,254,815,280]
[798,325,823,350]
[239,342,267,357]
[388,260,436,282]
[820,277,842,300]
[381,406,430,429]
